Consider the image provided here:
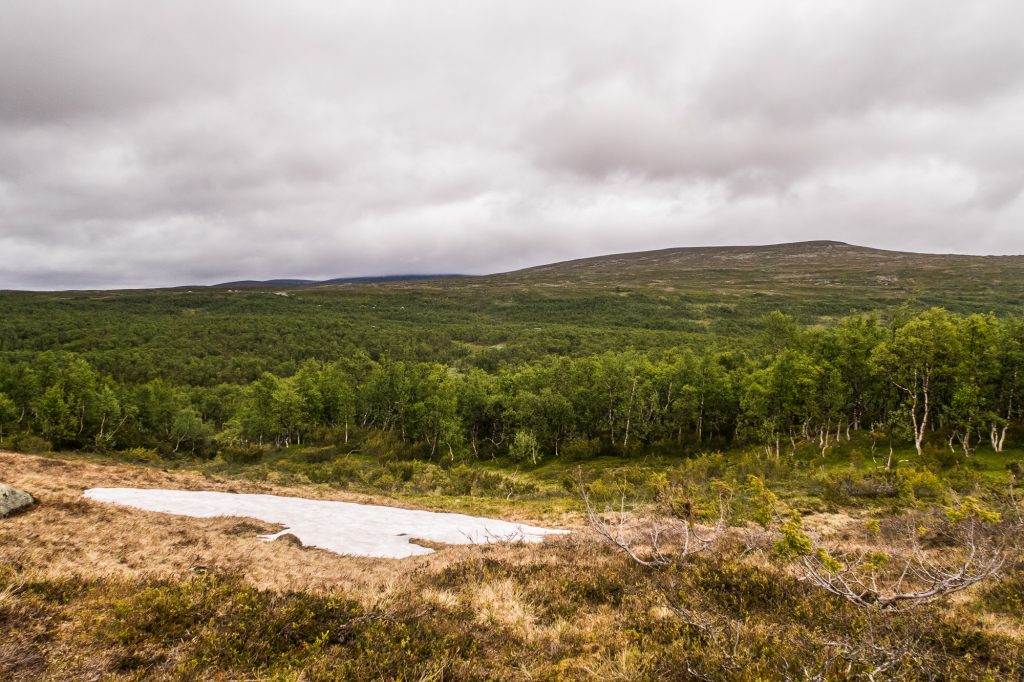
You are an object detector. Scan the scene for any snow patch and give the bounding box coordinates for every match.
[82,487,568,558]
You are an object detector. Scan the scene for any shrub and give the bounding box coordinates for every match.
[978,560,1024,617]
[819,469,906,502]
[98,575,364,675]
[292,447,336,464]
[442,465,537,498]
[929,447,962,470]
[304,459,361,487]
[508,430,541,464]
[360,429,407,462]
[116,447,162,464]
[942,467,982,495]
[363,460,440,493]
[220,444,264,466]
[559,438,603,460]
[904,468,948,501]
[9,434,52,454]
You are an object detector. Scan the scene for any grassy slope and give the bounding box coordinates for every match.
[2,451,1023,680]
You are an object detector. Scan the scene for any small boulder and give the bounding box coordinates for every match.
[0,484,34,518]
[273,532,304,547]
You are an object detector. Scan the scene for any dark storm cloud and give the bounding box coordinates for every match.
[1,1,1023,289]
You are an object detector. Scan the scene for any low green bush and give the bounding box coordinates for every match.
[220,444,264,466]
[9,434,52,454]
[978,560,1024,618]
[818,469,907,502]
[116,447,162,464]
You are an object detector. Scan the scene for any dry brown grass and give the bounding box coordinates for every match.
[801,510,862,539]
[471,578,537,638]
[3,451,1022,680]
[0,451,575,601]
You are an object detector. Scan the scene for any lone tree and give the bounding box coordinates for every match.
[872,309,961,456]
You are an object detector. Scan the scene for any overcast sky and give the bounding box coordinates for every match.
[2,1,1023,289]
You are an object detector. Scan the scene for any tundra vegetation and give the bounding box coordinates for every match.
[2,243,1024,679]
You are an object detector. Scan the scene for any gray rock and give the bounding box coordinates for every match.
[0,484,34,517]
[274,532,304,547]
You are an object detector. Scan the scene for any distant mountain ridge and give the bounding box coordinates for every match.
[487,239,1024,286]
[208,241,1024,306]
[215,274,468,288]
[499,240,1014,277]
[5,240,1022,338]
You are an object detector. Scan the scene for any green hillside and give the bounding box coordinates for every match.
[1,241,1021,385]
[4,241,1024,680]
[488,239,1024,315]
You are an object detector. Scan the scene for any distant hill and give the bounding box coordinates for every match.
[215,279,318,288]
[3,240,1023,385]
[496,240,1019,283]
[208,240,1024,316]
[198,241,1024,306]
[215,274,467,288]
[475,240,1024,314]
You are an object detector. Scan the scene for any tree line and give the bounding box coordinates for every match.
[1,308,1021,462]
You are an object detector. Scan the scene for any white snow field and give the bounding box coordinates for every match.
[83,487,568,558]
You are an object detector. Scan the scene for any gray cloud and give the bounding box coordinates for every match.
[1,0,1023,289]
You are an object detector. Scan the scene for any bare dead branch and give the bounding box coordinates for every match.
[794,496,1020,610]
[577,469,730,569]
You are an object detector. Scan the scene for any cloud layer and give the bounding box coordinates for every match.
[2,1,1023,289]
